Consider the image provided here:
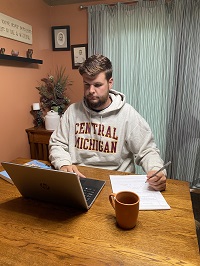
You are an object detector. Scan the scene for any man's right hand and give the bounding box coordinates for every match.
[60,165,86,178]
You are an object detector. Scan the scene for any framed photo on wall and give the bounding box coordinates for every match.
[52,26,70,51]
[71,44,88,69]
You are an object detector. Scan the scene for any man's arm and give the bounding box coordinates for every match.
[49,111,72,170]
[126,114,167,191]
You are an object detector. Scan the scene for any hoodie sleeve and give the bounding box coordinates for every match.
[49,110,72,169]
[126,112,166,174]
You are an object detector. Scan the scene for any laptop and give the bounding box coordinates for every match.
[1,162,106,211]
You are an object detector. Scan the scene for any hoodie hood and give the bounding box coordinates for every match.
[82,89,126,116]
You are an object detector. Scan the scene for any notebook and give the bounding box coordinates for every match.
[1,162,105,211]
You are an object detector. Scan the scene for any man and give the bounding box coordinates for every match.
[49,54,166,191]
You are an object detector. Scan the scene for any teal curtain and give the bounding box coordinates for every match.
[88,0,176,174]
[87,0,200,183]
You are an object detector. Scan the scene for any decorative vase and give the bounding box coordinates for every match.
[11,50,19,56]
[27,49,33,59]
[0,48,5,54]
[44,110,60,130]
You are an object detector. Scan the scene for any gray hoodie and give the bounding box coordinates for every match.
[49,89,164,173]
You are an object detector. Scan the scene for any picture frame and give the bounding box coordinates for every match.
[52,26,70,51]
[71,44,88,69]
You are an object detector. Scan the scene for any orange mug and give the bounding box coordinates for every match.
[109,191,140,229]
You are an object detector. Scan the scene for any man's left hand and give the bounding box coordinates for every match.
[146,170,166,191]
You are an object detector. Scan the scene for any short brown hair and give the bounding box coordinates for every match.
[79,54,112,81]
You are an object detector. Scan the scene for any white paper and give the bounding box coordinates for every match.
[110,175,170,210]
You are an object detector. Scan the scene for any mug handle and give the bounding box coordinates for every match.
[109,193,116,209]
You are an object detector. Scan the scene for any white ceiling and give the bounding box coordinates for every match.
[43,0,102,6]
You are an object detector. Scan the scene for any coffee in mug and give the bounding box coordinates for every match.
[109,191,140,229]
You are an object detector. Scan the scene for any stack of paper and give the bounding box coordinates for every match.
[110,175,170,210]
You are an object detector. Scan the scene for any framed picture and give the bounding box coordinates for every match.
[71,44,88,69]
[52,26,70,51]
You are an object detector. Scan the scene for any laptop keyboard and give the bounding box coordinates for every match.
[83,187,96,202]
[79,177,105,207]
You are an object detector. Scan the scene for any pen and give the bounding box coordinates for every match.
[145,161,171,183]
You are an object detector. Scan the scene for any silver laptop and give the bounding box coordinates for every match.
[2,162,105,211]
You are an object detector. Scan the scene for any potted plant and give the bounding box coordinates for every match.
[36,66,72,116]
[31,66,72,128]
[36,67,72,116]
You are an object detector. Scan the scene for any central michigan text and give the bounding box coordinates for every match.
[75,122,118,153]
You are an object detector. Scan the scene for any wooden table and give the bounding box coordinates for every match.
[0,158,199,266]
[26,127,53,161]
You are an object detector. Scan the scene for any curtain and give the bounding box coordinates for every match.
[87,0,200,184]
[165,0,200,185]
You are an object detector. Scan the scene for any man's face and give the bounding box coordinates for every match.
[83,72,113,111]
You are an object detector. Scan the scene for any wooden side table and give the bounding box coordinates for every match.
[25,127,53,161]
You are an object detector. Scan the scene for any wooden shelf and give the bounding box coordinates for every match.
[0,54,43,64]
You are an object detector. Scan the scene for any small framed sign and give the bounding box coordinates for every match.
[52,26,70,51]
[71,44,88,69]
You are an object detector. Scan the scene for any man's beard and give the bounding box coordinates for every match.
[84,93,109,110]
